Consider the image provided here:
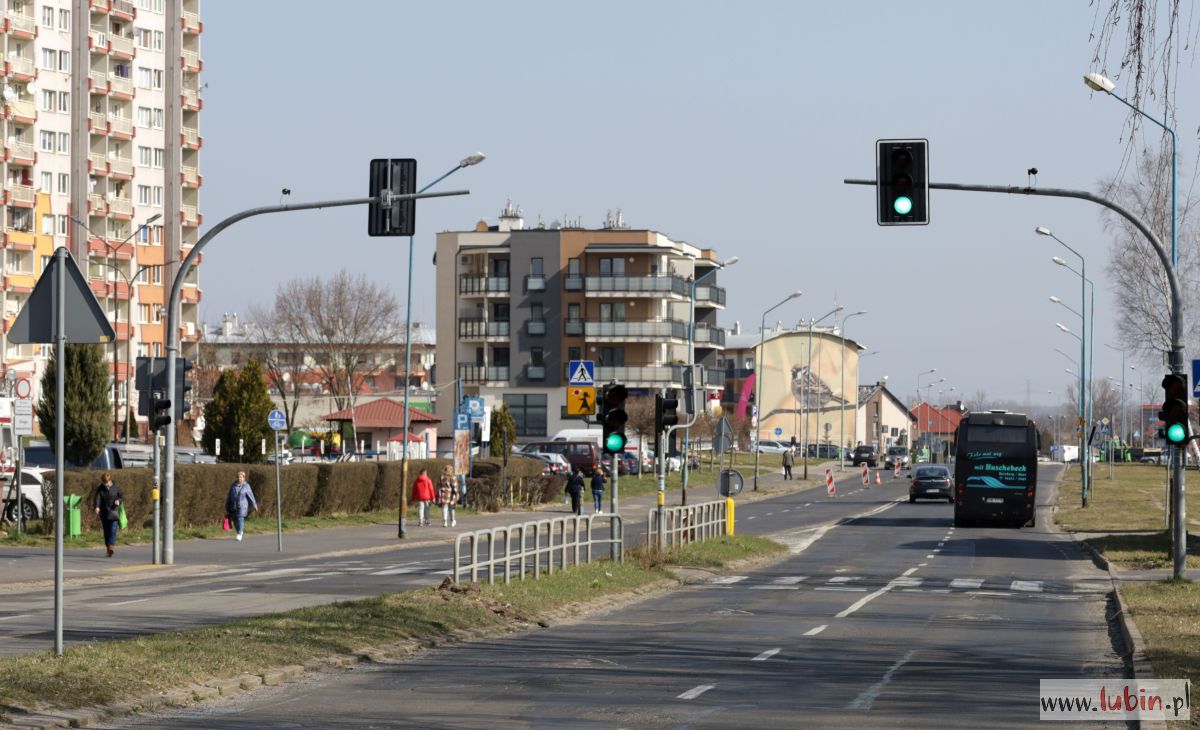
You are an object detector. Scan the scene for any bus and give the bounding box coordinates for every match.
[953,410,1039,527]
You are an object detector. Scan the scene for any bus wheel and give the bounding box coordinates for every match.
[908,494,916,503]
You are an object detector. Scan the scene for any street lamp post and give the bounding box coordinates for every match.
[682,256,738,506]
[802,305,843,479]
[752,291,802,490]
[398,153,485,540]
[837,310,867,471]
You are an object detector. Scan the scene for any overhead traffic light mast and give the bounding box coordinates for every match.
[876,139,929,225]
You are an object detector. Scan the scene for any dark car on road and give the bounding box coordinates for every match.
[851,444,878,467]
[909,465,953,503]
[807,443,841,459]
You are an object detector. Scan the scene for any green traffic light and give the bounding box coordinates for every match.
[604,432,626,453]
[1167,422,1188,443]
[893,196,913,215]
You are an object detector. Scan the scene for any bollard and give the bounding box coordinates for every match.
[725,497,735,536]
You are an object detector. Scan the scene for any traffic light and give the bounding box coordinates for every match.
[655,392,679,434]
[876,139,929,225]
[1159,373,1190,444]
[368,158,417,236]
[601,384,628,454]
[151,394,172,431]
[175,358,194,422]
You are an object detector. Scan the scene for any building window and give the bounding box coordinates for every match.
[138,304,149,323]
[598,257,625,276]
[137,185,150,205]
[39,172,51,193]
[530,257,543,276]
[57,132,69,154]
[56,215,68,235]
[598,347,624,367]
[41,6,53,27]
[568,346,581,362]
[57,51,69,72]
[530,347,544,366]
[57,91,68,113]
[38,130,54,152]
[40,90,54,111]
[57,173,69,194]
[41,214,54,236]
[152,185,163,207]
[503,394,547,438]
[41,48,56,70]
[598,302,626,322]
[153,147,163,167]
[137,145,151,166]
[58,8,69,30]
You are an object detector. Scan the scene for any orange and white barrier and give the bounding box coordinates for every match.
[875,469,881,486]
[826,468,836,496]
[861,463,869,486]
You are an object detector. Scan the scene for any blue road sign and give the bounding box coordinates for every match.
[267,409,287,431]
[465,397,485,421]
[455,412,469,431]
[567,360,595,386]
[1192,359,1200,397]
[774,427,783,436]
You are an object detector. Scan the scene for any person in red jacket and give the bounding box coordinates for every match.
[411,468,436,526]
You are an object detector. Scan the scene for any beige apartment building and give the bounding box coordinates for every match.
[0,0,202,435]
[434,204,728,440]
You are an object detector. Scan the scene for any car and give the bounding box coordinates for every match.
[753,439,791,455]
[851,444,878,467]
[22,441,126,470]
[520,441,602,475]
[618,452,640,475]
[807,443,841,459]
[528,452,571,476]
[884,445,911,469]
[2,467,50,522]
[909,465,953,503]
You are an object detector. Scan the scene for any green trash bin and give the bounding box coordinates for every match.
[64,494,82,538]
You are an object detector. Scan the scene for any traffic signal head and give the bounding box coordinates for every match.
[152,395,172,432]
[1159,373,1190,444]
[175,358,194,422]
[368,158,417,236]
[877,139,929,225]
[656,393,679,433]
[601,384,628,454]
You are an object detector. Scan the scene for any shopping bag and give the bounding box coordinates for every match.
[118,504,128,530]
[222,516,232,532]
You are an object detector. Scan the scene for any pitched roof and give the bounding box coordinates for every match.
[913,402,964,434]
[321,398,441,428]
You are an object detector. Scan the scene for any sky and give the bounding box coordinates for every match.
[197,0,1198,408]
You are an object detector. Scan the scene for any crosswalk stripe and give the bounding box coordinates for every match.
[713,575,748,585]
[827,576,862,583]
[891,577,922,588]
[1010,580,1043,592]
[751,585,799,590]
[950,578,984,589]
[773,576,807,584]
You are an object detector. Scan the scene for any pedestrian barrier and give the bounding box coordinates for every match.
[861,464,869,486]
[452,514,624,585]
[646,499,728,548]
[825,468,836,496]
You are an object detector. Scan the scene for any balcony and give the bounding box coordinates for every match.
[109,156,133,178]
[7,56,35,80]
[693,325,727,347]
[88,152,109,175]
[695,283,727,307]
[182,10,201,33]
[181,50,201,71]
[458,275,510,296]
[594,365,688,387]
[89,29,108,53]
[182,165,201,187]
[108,115,132,138]
[89,0,110,11]
[110,0,134,19]
[584,319,688,342]
[584,274,689,298]
[563,319,583,336]
[109,75,133,97]
[527,319,547,336]
[88,110,108,134]
[181,204,199,226]
[182,87,201,111]
[6,13,36,38]
[6,99,36,123]
[524,274,545,292]
[182,126,201,149]
[88,193,107,214]
[108,34,133,58]
[108,197,132,217]
[458,364,509,385]
[457,318,510,340]
[88,70,109,94]
[564,275,583,291]
[6,140,34,165]
[525,365,546,381]
[8,185,34,208]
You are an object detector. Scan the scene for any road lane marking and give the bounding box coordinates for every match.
[370,567,426,576]
[971,591,1013,597]
[210,587,245,594]
[827,576,862,583]
[251,568,310,578]
[713,575,748,585]
[931,549,941,553]
[849,649,915,710]
[918,562,927,567]
[925,554,936,558]
[816,586,868,592]
[751,648,781,661]
[891,577,922,588]
[937,541,945,547]
[773,576,807,584]
[747,516,757,520]
[901,567,919,577]
[289,577,322,583]
[804,625,828,636]
[804,503,812,507]
[950,578,984,589]
[106,598,148,606]
[0,614,32,622]
[1010,580,1043,592]
[751,585,799,590]
[678,684,716,700]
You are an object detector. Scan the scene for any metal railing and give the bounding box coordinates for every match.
[585,319,688,340]
[458,318,510,339]
[647,499,727,547]
[524,274,545,291]
[694,325,727,346]
[453,514,624,584]
[458,275,510,295]
[585,274,688,296]
[695,284,727,306]
[109,34,133,56]
[458,364,509,383]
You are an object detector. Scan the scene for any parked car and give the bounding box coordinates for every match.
[2,467,50,522]
[528,452,571,476]
[520,441,601,474]
[807,443,841,459]
[753,439,791,455]
[851,444,878,467]
[22,441,125,470]
[884,445,911,469]
[618,452,640,475]
[909,465,953,503]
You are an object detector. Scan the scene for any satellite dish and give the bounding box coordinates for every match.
[23,81,34,95]
[1,86,16,103]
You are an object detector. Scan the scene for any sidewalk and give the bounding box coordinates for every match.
[0,463,838,588]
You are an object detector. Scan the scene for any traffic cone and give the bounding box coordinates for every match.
[874,469,881,486]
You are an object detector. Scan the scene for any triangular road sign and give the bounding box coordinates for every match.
[9,248,115,344]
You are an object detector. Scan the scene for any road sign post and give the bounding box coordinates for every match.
[269,409,286,552]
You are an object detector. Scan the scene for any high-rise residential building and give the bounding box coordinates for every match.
[0,0,202,436]
[434,203,728,441]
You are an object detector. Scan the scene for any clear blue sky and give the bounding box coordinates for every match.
[198,1,1197,407]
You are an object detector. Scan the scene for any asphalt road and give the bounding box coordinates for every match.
[93,463,1129,728]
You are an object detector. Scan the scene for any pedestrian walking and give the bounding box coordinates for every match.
[590,469,605,514]
[411,467,436,526]
[565,468,585,516]
[437,465,458,527]
[224,470,258,542]
[782,447,795,480]
[92,472,123,557]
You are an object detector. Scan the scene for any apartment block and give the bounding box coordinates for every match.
[0,0,202,433]
[435,203,728,440]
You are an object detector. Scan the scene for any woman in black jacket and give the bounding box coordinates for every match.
[92,472,124,557]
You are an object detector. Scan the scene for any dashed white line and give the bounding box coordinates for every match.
[1010,580,1043,592]
[773,576,807,584]
[925,554,936,559]
[804,625,828,636]
[972,591,1013,598]
[918,562,928,567]
[751,585,799,590]
[107,598,148,606]
[210,587,245,594]
[751,648,781,662]
[747,516,757,520]
[713,575,748,585]
[901,567,919,577]
[828,576,862,583]
[817,586,868,592]
[0,614,32,621]
[678,684,716,700]
[950,578,983,590]
[849,650,915,710]
[289,577,322,583]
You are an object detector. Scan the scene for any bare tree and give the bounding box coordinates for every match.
[970,389,988,412]
[626,396,656,457]
[270,270,405,412]
[245,303,310,432]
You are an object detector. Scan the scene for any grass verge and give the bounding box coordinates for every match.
[0,534,782,718]
[1121,579,1200,724]
[1086,531,1200,571]
[615,452,825,500]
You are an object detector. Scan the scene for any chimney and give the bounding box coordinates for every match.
[221,312,232,337]
[498,199,524,232]
[733,320,741,335]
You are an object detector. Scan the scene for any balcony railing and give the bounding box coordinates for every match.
[109,157,132,176]
[182,10,201,32]
[181,50,200,68]
[458,364,509,383]
[182,88,200,108]
[693,325,727,347]
[109,116,132,135]
[524,274,545,291]
[88,110,107,131]
[458,319,510,339]
[695,284,727,306]
[6,13,35,35]
[88,193,106,211]
[563,319,583,336]
[88,152,107,171]
[584,319,688,340]
[182,126,200,146]
[525,365,546,380]
[9,185,34,205]
[108,197,132,216]
[182,204,199,224]
[89,69,109,91]
[111,0,134,15]
[7,140,34,161]
[527,319,546,336]
[6,99,35,119]
[109,75,133,95]
[458,275,510,295]
[182,165,200,185]
[588,365,725,386]
[585,274,689,297]
[564,275,583,291]
[108,34,133,56]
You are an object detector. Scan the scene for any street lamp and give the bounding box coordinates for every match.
[681,255,738,505]
[70,212,162,440]
[752,290,802,490]
[1039,226,1093,507]
[838,310,867,470]
[399,152,485,539]
[1084,72,1177,269]
[802,304,843,479]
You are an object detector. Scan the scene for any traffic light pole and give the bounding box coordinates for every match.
[159,189,468,564]
[846,177,1187,579]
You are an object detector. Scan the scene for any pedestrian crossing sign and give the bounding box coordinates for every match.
[567,386,596,416]
[567,359,595,386]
